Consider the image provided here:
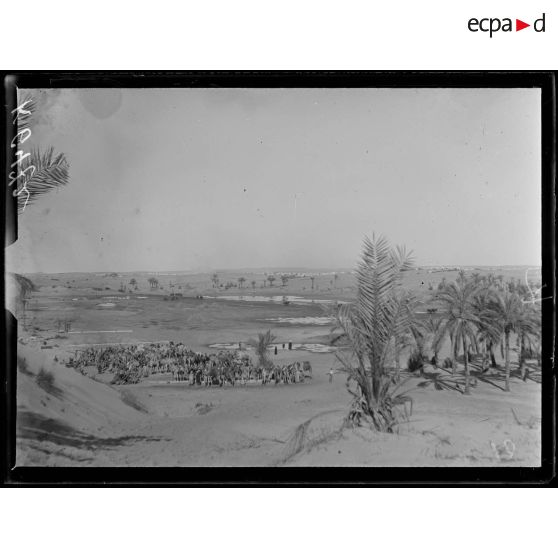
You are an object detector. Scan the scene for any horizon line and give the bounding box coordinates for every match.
[14,263,542,275]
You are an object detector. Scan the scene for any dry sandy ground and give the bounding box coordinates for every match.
[11,269,542,468]
[15,342,541,467]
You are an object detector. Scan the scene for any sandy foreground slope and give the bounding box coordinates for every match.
[15,340,541,468]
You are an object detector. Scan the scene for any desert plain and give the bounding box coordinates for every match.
[11,266,542,467]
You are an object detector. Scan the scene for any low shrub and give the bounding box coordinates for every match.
[17,356,32,376]
[195,402,214,415]
[407,350,425,372]
[112,368,143,385]
[36,368,63,397]
[522,347,538,359]
[120,389,148,413]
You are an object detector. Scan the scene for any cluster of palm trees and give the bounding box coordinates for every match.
[429,272,541,394]
[334,235,542,432]
[213,274,292,290]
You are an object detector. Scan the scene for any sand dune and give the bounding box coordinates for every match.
[16,341,541,467]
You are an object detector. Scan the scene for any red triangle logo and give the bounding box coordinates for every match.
[516,19,530,31]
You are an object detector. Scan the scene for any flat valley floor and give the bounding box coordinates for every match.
[13,268,542,467]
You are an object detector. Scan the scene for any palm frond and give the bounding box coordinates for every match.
[352,235,414,368]
[16,147,70,213]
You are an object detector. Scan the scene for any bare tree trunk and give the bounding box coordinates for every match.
[488,341,497,369]
[504,330,511,392]
[463,336,470,395]
[394,338,401,380]
[480,339,488,372]
[451,334,457,375]
[519,331,527,381]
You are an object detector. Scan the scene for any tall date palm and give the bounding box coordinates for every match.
[486,290,540,391]
[335,235,415,432]
[434,280,488,394]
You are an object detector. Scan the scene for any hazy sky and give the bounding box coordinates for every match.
[7,87,541,273]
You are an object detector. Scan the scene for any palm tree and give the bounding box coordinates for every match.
[211,273,219,289]
[434,279,487,394]
[335,235,415,432]
[148,277,159,290]
[333,273,339,289]
[13,273,35,300]
[238,277,246,289]
[309,275,316,290]
[129,278,137,288]
[10,273,35,327]
[486,291,539,391]
[267,276,276,288]
[516,304,541,379]
[251,280,256,291]
[423,315,445,365]
[393,293,424,376]
[248,330,277,368]
[281,275,289,288]
[472,288,501,372]
[457,269,467,285]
